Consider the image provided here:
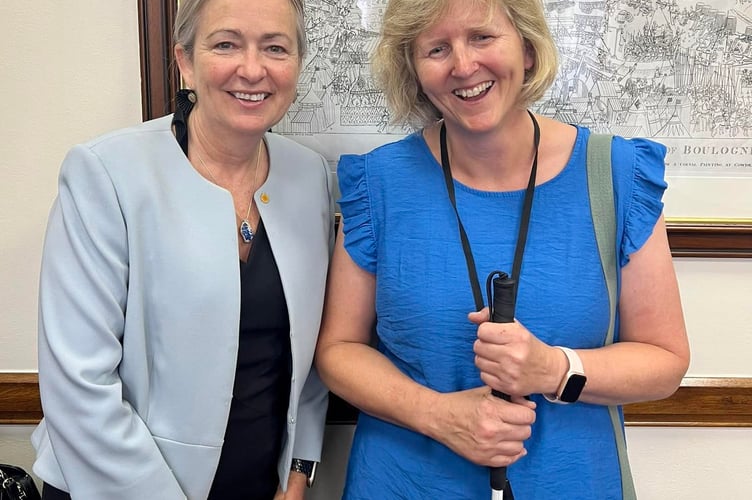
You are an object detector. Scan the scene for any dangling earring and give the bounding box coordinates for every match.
[187,90,197,104]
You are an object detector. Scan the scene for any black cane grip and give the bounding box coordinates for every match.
[489,272,515,404]
[490,274,515,324]
[486,272,517,495]
[491,388,511,401]
[490,471,507,491]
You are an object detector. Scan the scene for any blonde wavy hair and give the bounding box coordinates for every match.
[372,0,558,128]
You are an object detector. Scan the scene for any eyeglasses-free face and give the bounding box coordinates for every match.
[176,0,302,142]
[413,0,534,136]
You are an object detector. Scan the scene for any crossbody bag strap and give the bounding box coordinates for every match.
[586,134,617,346]
[586,133,636,500]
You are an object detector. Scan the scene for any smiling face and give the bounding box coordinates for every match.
[412,0,534,135]
[175,0,301,141]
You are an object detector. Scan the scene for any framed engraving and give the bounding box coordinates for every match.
[137,0,751,257]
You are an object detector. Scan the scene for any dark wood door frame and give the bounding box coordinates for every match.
[138,0,179,121]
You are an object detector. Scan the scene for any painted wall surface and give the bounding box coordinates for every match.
[0,1,142,371]
[0,2,750,499]
[674,259,752,377]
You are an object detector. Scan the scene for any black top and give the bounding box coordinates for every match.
[172,91,292,500]
[209,221,292,500]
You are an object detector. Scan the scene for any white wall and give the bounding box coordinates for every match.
[1,2,750,499]
[0,1,142,371]
[674,259,752,376]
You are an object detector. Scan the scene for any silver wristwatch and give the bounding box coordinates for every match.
[290,458,317,488]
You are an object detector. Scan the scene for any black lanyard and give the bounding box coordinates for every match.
[439,110,540,311]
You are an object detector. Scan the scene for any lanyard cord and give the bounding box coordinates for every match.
[439,110,541,311]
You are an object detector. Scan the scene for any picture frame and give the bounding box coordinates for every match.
[136,0,751,258]
[123,1,752,431]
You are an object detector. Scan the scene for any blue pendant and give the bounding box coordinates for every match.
[239,219,254,243]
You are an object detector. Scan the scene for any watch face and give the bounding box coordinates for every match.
[559,374,587,403]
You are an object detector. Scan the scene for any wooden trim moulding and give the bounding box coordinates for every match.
[666,221,752,258]
[0,373,42,425]
[3,374,750,427]
[623,377,752,427]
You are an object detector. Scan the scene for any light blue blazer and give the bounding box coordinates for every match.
[31,115,335,499]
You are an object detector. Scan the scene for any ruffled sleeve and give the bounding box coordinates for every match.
[613,137,668,267]
[337,154,377,273]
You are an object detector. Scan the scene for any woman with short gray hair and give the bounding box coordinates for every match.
[32,1,332,499]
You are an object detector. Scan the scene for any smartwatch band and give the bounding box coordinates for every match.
[544,346,587,404]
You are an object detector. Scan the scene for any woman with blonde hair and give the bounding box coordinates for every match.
[316,0,688,498]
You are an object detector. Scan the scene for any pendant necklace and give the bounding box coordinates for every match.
[195,142,264,244]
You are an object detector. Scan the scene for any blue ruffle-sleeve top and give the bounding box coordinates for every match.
[336,125,667,500]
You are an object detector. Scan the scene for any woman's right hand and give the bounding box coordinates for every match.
[428,387,536,467]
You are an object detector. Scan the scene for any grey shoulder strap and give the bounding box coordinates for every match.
[586,133,637,500]
[586,134,617,346]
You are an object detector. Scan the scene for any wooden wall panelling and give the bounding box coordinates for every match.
[3,374,750,427]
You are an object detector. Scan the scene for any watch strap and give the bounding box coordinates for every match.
[290,458,317,488]
[544,346,585,404]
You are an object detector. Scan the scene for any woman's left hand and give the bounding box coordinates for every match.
[273,471,308,500]
[470,309,563,397]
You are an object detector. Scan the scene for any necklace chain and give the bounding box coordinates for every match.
[194,142,264,243]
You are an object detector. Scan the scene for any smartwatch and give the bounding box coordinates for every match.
[290,458,317,488]
[544,346,587,404]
